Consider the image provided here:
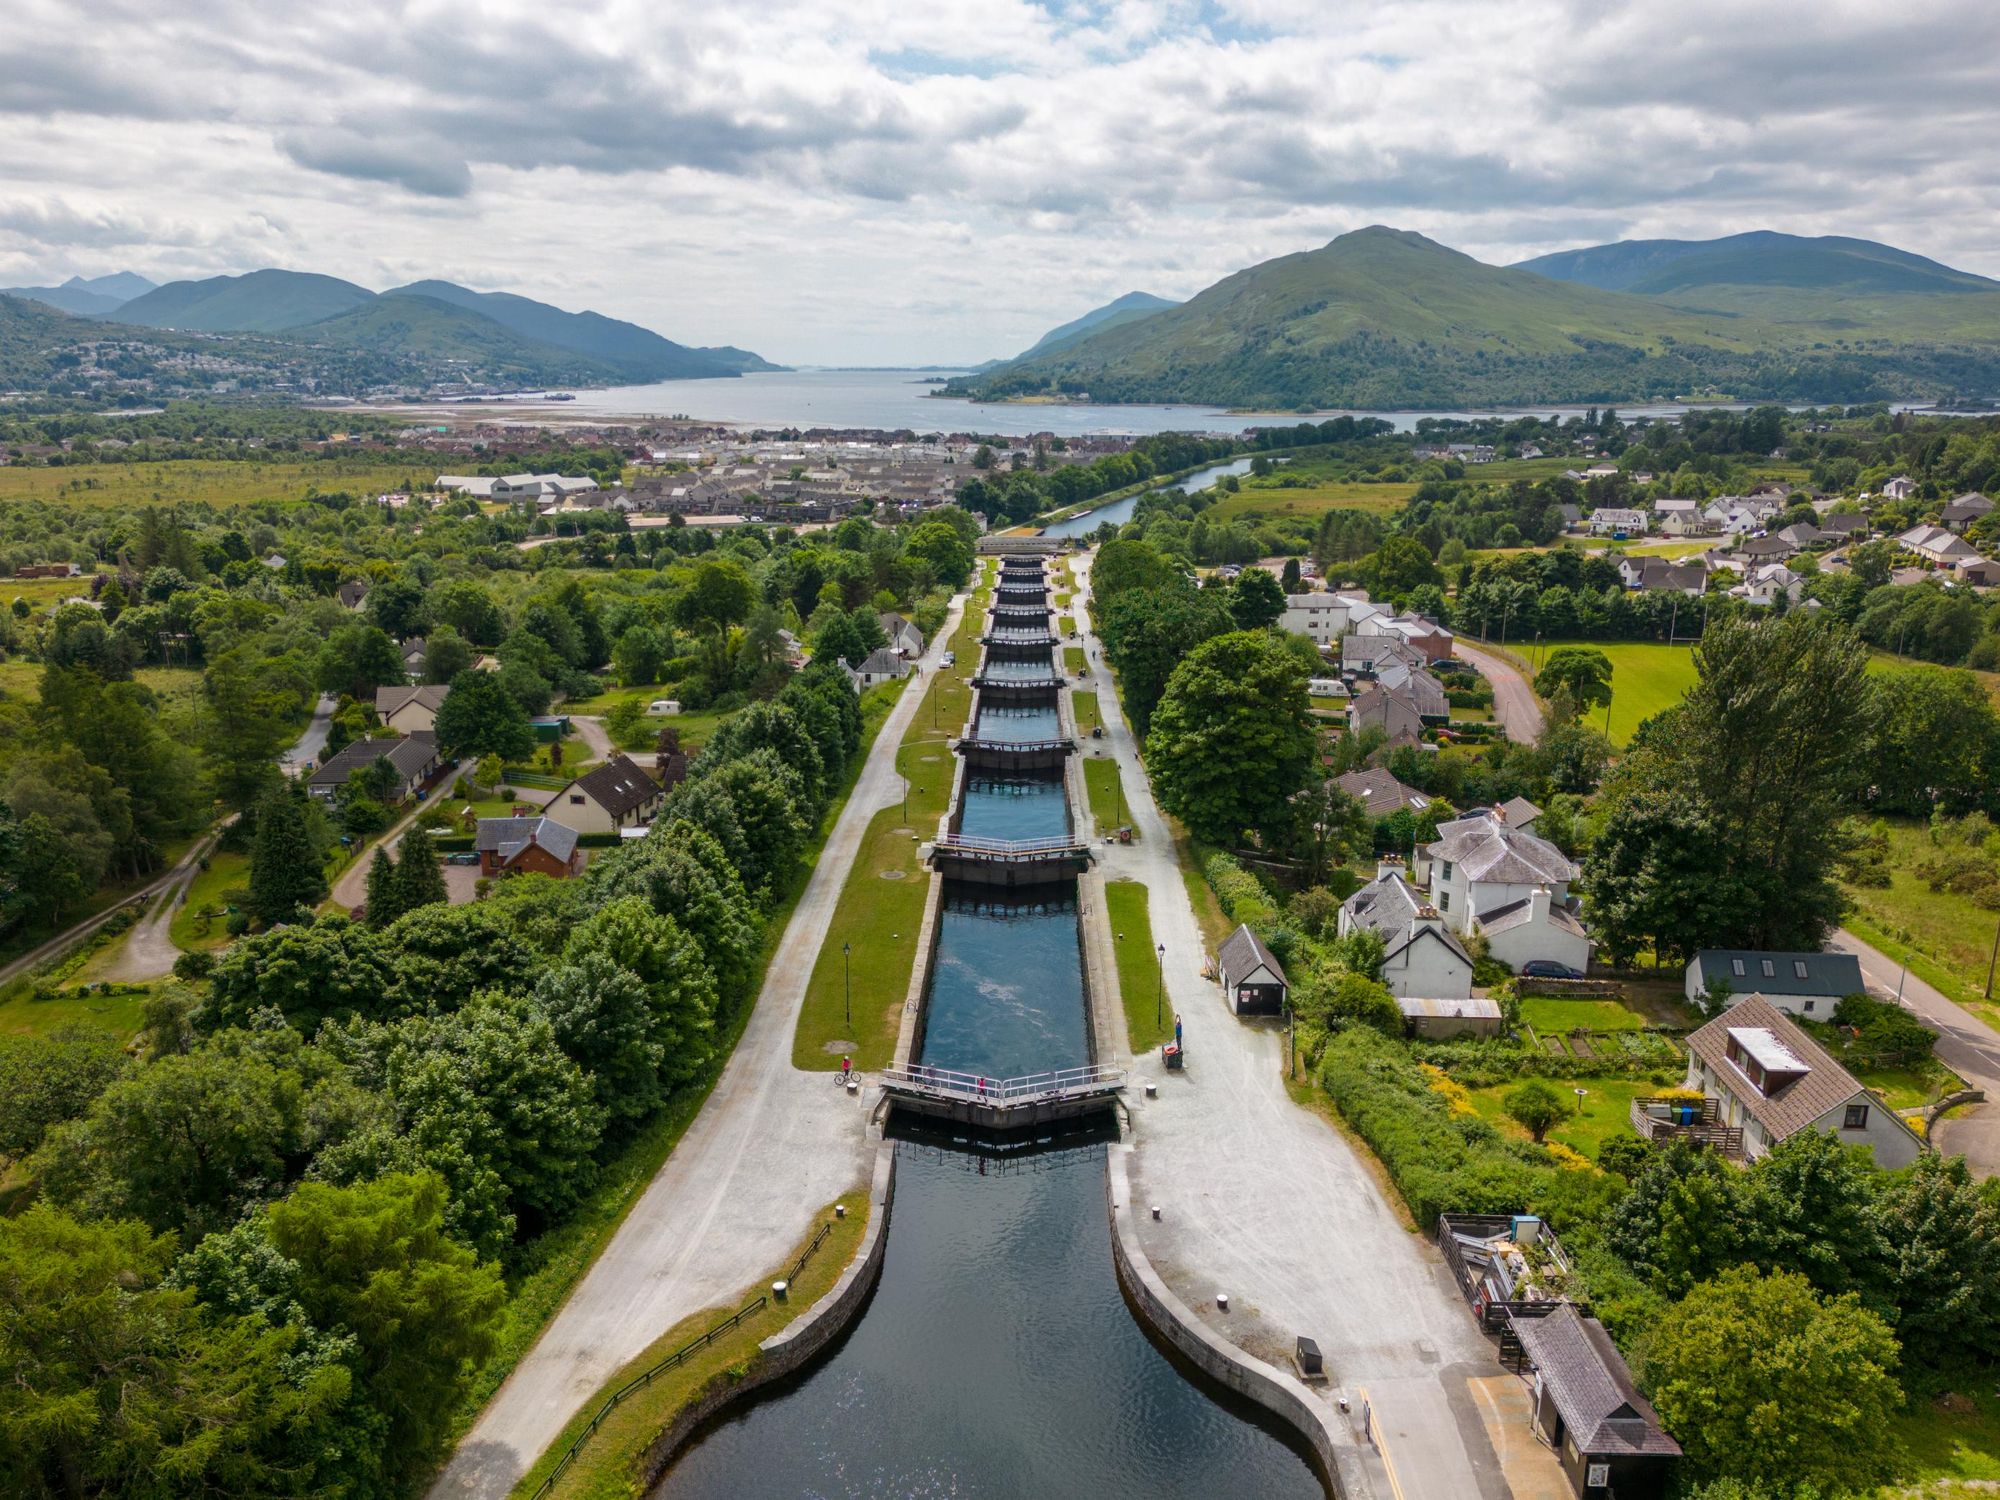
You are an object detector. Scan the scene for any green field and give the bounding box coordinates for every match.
[1521,640,1698,745]
[1104,880,1167,1051]
[169,850,250,952]
[1463,1075,1661,1162]
[1844,819,2000,1028]
[1521,996,1650,1034]
[0,458,426,510]
[1071,689,1102,733]
[1208,478,1414,525]
[1083,753,1131,837]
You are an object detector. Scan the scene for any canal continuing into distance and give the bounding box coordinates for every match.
[658,562,1323,1500]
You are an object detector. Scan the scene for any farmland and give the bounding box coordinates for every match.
[0,458,424,510]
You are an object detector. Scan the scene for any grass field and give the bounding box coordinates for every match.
[1844,819,2000,1028]
[792,572,989,1071]
[1208,478,1414,525]
[1082,753,1131,837]
[0,660,203,710]
[0,459,425,510]
[1520,640,1697,745]
[169,850,249,952]
[514,1191,869,1500]
[1463,1075,1659,1162]
[1521,996,1649,1034]
[1105,880,1167,1051]
[1071,688,1102,733]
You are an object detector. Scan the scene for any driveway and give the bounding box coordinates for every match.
[280,695,336,777]
[568,713,614,763]
[1831,928,2000,1177]
[96,823,235,982]
[430,589,969,1500]
[1456,640,1543,744]
[1075,555,1510,1500]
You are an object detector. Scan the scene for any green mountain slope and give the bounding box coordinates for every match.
[949,226,2000,409]
[294,295,638,382]
[382,280,768,379]
[115,269,376,332]
[1020,291,1179,358]
[1517,231,1999,297]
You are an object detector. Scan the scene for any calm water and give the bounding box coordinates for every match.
[957,775,1071,842]
[977,659,1059,682]
[524,368,1749,437]
[973,704,1061,743]
[1039,457,1257,538]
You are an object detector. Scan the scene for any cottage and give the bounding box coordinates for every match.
[1339,634,1425,677]
[1374,663,1450,722]
[1333,766,1431,818]
[1677,995,1924,1167]
[847,647,910,690]
[878,611,924,659]
[1942,492,1995,532]
[546,753,662,835]
[1684,949,1863,1018]
[1496,796,1542,834]
[1216,924,1287,1016]
[305,732,440,804]
[1882,475,1916,501]
[375,683,450,735]
[1588,508,1648,537]
[475,815,582,878]
[1423,809,1589,973]
[398,636,428,679]
[1280,591,1351,645]
[336,579,369,610]
[1339,861,1474,1000]
[1513,1305,1681,1499]
[1818,510,1870,540]
[1347,684,1424,743]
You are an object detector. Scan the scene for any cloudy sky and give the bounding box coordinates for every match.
[5,0,1998,365]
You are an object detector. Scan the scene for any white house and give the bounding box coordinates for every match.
[846,647,911,690]
[1680,995,1923,1168]
[1882,475,1916,501]
[1280,592,1352,645]
[1339,861,1474,1001]
[1684,950,1864,1018]
[545,753,663,836]
[1478,887,1592,975]
[1421,808,1589,972]
[375,683,450,735]
[1589,507,1649,537]
[878,612,924,659]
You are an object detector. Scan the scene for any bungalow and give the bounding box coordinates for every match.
[1339,860,1474,1001]
[1588,508,1648,537]
[376,683,450,735]
[475,815,583,878]
[398,636,428,680]
[1898,524,1977,566]
[1512,1305,1681,1499]
[1678,995,1924,1168]
[847,647,910,691]
[1332,766,1431,818]
[336,579,369,610]
[1775,521,1823,551]
[1280,591,1352,645]
[1684,949,1863,1018]
[1348,684,1425,744]
[1734,533,1795,563]
[1340,634,1425,678]
[546,753,663,835]
[878,611,924,659]
[1818,510,1870,540]
[305,732,441,804]
[1942,492,1995,532]
[1882,474,1917,501]
[1217,923,1288,1016]
[1617,556,1706,595]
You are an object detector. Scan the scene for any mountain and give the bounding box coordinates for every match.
[295,294,642,382]
[0,271,157,317]
[947,226,2000,409]
[382,280,778,379]
[1019,291,1179,359]
[1516,231,1999,298]
[115,269,376,333]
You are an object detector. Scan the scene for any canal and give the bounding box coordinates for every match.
[655,562,1323,1500]
[1037,456,1257,539]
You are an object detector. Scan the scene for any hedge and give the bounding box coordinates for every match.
[1204,850,1278,932]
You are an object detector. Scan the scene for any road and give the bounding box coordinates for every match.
[98,821,236,982]
[329,771,460,909]
[1456,640,1543,744]
[0,823,231,986]
[279,694,336,777]
[1075,555,1511,1500]
[567,713,613,763]
[430,589,968,1500]
[1831,927,2000,1176]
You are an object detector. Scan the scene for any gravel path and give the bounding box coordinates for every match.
[1455,640,1543,744]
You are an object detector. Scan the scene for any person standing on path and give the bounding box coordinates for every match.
[1174,1013,1184,1052]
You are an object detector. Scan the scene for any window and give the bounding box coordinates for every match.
[1439,892,1450,911]
[1844,1104,1869,1130]
[1441,862,1453,880]
[570,794,586,805]
[1730,959,1746,977]
[1760,959,1776,977]
[1793,960,1810,980]
[1803,1000,1815,1014]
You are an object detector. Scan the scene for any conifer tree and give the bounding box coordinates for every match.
[393,827,448,915]
[246,785,326,925]
[363,846,402,927]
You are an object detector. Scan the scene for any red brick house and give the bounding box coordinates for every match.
[475,815,583,878]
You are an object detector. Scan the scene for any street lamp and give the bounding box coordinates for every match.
[843,941,851,1032]
[1155,941,1165,1031]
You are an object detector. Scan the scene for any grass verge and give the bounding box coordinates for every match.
[508,1188,870,1499]
[1082,754,1130,838]
[169,850,250,952]
[1105,880,1167,1051]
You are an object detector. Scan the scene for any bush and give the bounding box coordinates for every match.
[170,951,215,982]
[1205,851,1277,931]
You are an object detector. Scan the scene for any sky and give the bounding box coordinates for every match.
[5,0,2000,367]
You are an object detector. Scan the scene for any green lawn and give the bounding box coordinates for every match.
[1105,880,1168,1052]
[169,850,250,952]
[1844,818,2000,1028]
[1208,478,1415,525]
[1847,1055,1963,1111]
[0,458,424,510]
[1892,1385,2000,1488]
[1071,689,1102,733]
[1464,1076,1659,1162]
[0,981,152,1039]
[792,572,990,1070]
[1521,640,1697,746]
[1063,645,1086,675]
[1083,753,1132,837]
[1521,996,1650,1034]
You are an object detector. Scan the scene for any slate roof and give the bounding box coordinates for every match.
[1341,635,1424,671]
[855,647,908,677]
[1427,811,1577,884]
[1218,923,1287,989]
[1375,663,1449,717]
[1689,949,1863,998]
[1513,1306,1681,1458]
[1497,795,1542,827]
[474,815,579,865]
[566,754,660,818]
[1478,892,1589,940]
[1333,767,1430,817]
[1685,994,1882,1144]
[399,635,428,662]
[307,732,437,789]
[375,684,449,719]
[1342,872,1472,964]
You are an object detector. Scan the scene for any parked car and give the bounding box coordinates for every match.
[941,651,956,667]
[446,851,480,866]
[1520,960,1584,979]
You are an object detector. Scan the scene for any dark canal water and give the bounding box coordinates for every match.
[655,574,1323,1500]
[972,703,1061,742]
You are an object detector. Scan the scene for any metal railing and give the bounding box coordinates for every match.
[955,736,1072,754]
[1629,1096,1744,1155]
[880,1062,1123,1104]
[933,831,1085,859]
[528,1218,841,1499]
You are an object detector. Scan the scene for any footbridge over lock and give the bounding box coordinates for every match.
[878,1062,1124,1131]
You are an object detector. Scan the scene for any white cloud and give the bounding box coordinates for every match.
[2,0,1998,364]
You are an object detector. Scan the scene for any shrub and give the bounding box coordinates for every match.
[1204,851,1278,931]
[170,951,215,982]
[1504,1079,1571,1142]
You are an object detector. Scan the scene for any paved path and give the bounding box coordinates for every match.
[329,771,461,909]
[568,713,614,763]
[1074,557,1511,1500]
[430,590,967,1500]
[1456,640,1542,744]
[97,822,235,982]
[1831,927,2000,1176]
[280,694,336,777]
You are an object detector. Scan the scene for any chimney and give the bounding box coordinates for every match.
[1375,853,1405,883]
[1530,885,1552,926]
[1414,903,1444,933]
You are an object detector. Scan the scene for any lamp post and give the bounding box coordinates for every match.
[1155,941,1165,1032]
[843,941,851,1032]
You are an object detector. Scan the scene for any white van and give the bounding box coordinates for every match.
[645,699,682,716]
